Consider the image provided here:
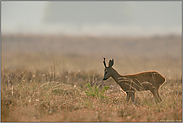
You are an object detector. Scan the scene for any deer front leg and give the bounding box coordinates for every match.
[126,92,130,102]
[130,92,135,102]
[126,91,135,102]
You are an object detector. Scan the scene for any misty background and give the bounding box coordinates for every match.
[1,1,182,78]
[2,1,181,36]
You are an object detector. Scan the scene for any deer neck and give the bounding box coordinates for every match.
[110,68,122,84]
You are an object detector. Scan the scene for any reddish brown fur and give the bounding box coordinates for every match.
[103,58,166,103]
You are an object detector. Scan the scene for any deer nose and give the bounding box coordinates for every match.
[103,78,107,80]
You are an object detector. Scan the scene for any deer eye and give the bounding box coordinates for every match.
[105,71,108,75]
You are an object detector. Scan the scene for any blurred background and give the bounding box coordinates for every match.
[1,1,182,79]
[2,1,181,36]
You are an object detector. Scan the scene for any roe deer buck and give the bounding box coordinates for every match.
[103,58,166,103]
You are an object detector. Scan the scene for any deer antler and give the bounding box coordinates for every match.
[103,57,107,68]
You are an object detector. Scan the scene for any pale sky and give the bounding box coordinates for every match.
[1,1,182,36]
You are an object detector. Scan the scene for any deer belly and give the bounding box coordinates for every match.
[118,81,145,92]
[118,82,137,92]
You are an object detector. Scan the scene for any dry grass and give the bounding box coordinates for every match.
[1,34,182,122]
[1,68,182,122]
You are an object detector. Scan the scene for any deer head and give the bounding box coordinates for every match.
[103,58,114,80]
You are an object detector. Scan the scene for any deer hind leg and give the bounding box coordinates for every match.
[156,90,162,102]
[150,89,162,103]
[142,82,162,103]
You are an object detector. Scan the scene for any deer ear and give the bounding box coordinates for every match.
[109,59,114,67]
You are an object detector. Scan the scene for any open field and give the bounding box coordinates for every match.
[1,34,182,122]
